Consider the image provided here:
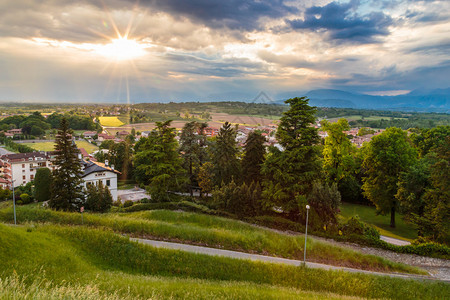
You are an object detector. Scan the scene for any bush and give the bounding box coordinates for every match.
[123,200,134,208]
[19,193,32,205]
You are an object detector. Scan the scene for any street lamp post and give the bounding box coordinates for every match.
[304,204,310,264]
[11,171,16,225]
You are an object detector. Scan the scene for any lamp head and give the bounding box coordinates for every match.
[306,205,310,210]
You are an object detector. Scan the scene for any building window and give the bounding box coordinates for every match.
[106,180,110,187]
[22,164,25,168]
[23,175,25,180]
[22,170,25,173]
[30,175,34,180]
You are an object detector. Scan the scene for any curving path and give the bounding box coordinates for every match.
[133,238,446,282]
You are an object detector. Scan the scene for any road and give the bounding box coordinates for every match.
[133,238,445,282]
[0,146,14,156]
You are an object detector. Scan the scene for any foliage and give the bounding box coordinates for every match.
[179,121,208,195]
[210,122,241,186]
[212,180,262,217]
[85,181,113,213]
[410,125,450,157]
[123,200,134,208]
[357,127,375,136]
[0,187,11,202]
[262,97,321,217]
[0,137,34,153]
[197,162,214,195]
[134,121,185,201]
[361,127,417,228]
[49,118,84,211]
[321,119,358,197]
[307,181,341,225]
[97,141,133,179]
[241,131,266,184]
[34,167,52,202]
[19,193,32,205]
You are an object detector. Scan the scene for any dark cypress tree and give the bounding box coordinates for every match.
[211,122,241,186]
[34,167,52,202]
[242,131,266,184]
[179,121,208,196]
[49,118,84,211]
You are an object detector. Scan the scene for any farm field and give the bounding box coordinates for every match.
[339,202,418,241]
[328,115,406,122]
[99,116,124,127]
[22,140,98,154]
[106,112,277,133]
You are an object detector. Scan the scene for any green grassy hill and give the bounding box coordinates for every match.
[0,204,422,274]
[0,223,448,299]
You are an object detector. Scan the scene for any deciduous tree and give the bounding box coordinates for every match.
[362,127,417,228]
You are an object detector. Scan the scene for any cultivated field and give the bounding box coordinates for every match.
[99,116,124,127]
[22,140,98,154]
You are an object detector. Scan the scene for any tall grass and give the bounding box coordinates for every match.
[0,224,448,300]
[0,204,424,274]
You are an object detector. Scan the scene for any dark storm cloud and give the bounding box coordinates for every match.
[288,1,393,43]
[136,0,298,30]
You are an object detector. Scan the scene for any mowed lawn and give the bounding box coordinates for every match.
[339,202,418,241]
[23,140,98,154]
[99,116,124,127]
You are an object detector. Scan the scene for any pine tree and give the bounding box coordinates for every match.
[210,122,241,186]
[242,131,266,184]
[179,121,208,196]
[261,97,321,218]
[134,120,185,201]
[49,118,84,211]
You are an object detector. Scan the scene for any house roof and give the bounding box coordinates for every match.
[0,152,49,163]
[81,160,121,177]
[79,148,89,157]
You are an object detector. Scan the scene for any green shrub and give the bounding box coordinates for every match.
[123,200,134,208]
[19,193,32,205]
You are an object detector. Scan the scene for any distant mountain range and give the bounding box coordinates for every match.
[294,88,450,112]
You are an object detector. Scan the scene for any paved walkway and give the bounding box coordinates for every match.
[133,238,443,282]
[380,235,411,246]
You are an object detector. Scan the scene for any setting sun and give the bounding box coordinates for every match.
[97,36,146,61]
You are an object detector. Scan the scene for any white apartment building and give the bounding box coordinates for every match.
[0,152,56,188]
[0,152,120,201]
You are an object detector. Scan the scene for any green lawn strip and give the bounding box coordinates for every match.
[0,224,360,300]
[340,202,417,241]
[0,204,424,274]
[7,224,450,300]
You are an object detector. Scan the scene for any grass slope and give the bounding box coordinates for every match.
[340,202,418,241]
[0,224,448,299]
[0,204,423,274]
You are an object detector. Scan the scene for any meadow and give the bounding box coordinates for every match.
[99,116,124,127]
[0,203,424,275]
[0,223,448,300]
[22,140,99,154]
[339,202,418,241]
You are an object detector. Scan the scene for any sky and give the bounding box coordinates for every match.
[0,0,449,103]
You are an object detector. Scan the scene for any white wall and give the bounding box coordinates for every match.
[82,171,118,200]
